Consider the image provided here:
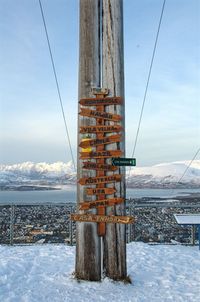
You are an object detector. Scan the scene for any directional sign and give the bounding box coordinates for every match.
[112,157,136,166]
[86,187,116,195]
[79,198,124,210]
[82,162,118,171]
[79,108,121,121]
[80,150,122,159]
[78,174,122,185]
[79,134,121,148]
[70,213,134,224]
[79,96,123,106]
[80,138,92,153]
[80,125,123,134]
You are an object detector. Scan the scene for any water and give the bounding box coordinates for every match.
[0,186,200,205]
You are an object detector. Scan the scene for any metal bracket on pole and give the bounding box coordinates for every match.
[91,87,109,96]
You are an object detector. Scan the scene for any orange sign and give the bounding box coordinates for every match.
[79,134,122,149]
[81,137,92,152]
[70,213,134,224]
[80,150,122,159]
[86,187,116,195]
[82,162,118,171]
[78,174,122,185]
[79,96,123,106]
[79,198,124,210]
[79,108,121,121]
[80,125,123,134]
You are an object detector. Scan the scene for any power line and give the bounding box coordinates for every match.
[38,0,76,170]
[178,148,200,184]
[131,0,166,159]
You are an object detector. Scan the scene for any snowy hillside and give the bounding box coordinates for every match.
[0,242,200,302]
[127,160,200,188]
[0,160,200,188]
[0,161,76,187]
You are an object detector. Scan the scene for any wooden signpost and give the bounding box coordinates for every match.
[79,174,122,185]
[79,134,122,148]
[80,150,122,159]
[80,125,123,133]
[86,187,116,195]
[71,213,134,224]
[79,96,123,106]
[79,197,124,210]
[79,108,122,121]
[82,162,118,171]
[75,0,130,281]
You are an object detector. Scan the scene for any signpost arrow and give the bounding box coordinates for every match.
[80,150,122,159]
[82,162,118,171]
[112,158,136,166]
[79,197,124,210]
[79,96,123,106]
[86,187,117,195]
[70,213,134,224]
[79,134,121,148]
[79,108,122,121]
[80,125,123,133]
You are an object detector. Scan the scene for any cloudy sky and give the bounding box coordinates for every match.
[0,0,199,166]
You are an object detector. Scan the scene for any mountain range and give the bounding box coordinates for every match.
[0,160,200,189]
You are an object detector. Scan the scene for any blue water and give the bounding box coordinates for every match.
[0,186,200,205]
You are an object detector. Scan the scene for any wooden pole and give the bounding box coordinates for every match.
[102,0,127,280]
[75,0,101,281]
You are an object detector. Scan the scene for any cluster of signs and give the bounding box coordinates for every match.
[70,95,135,231]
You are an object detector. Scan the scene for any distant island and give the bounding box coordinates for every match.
[0,185,60,191]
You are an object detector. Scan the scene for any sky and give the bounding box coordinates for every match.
[0,0,199,167]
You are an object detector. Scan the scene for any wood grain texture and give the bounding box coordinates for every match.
[102,0,127,280]
[80,125,123,133]
[82,161,118,171]
[79,108,122,121]
[79,96,123,106]
[76,0,101,281]
[79,197,124,210]
[71,213,134,224]
[79,134,122,148]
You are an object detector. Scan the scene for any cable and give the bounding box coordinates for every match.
[38,0,76,170]
[177,148,200,184]
[130,0,166,159]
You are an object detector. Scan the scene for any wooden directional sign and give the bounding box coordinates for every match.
[86,187,116,195]
[79,198,124,210]
[80,125,123,134]
[112,157,136,166]
[70,213,134,224]
[79,108,121,121]
[80,150,122,159]
[82,162,118,171]
[79,96,123,106]
[79,134,121,149]
[78,174,122,185]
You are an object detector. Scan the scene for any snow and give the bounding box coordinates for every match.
[174,214,200,224]
[1,160,200,186]
[0,243,200,302]
[128,160,200,184]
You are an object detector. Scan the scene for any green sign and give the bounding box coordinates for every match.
[112,158,136,167]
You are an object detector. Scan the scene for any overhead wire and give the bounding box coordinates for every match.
[177,148,200,184]
[38,0,76,170]
[130,0,166,162]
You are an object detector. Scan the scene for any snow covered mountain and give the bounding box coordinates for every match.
[0,161,76,187]
[127,160,200,188]
[0,160,200,189]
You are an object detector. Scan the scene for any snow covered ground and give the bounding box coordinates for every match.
[0,243,200,302]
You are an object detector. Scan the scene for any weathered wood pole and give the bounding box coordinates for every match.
[102,0,127,280]
[76,0,101,281]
